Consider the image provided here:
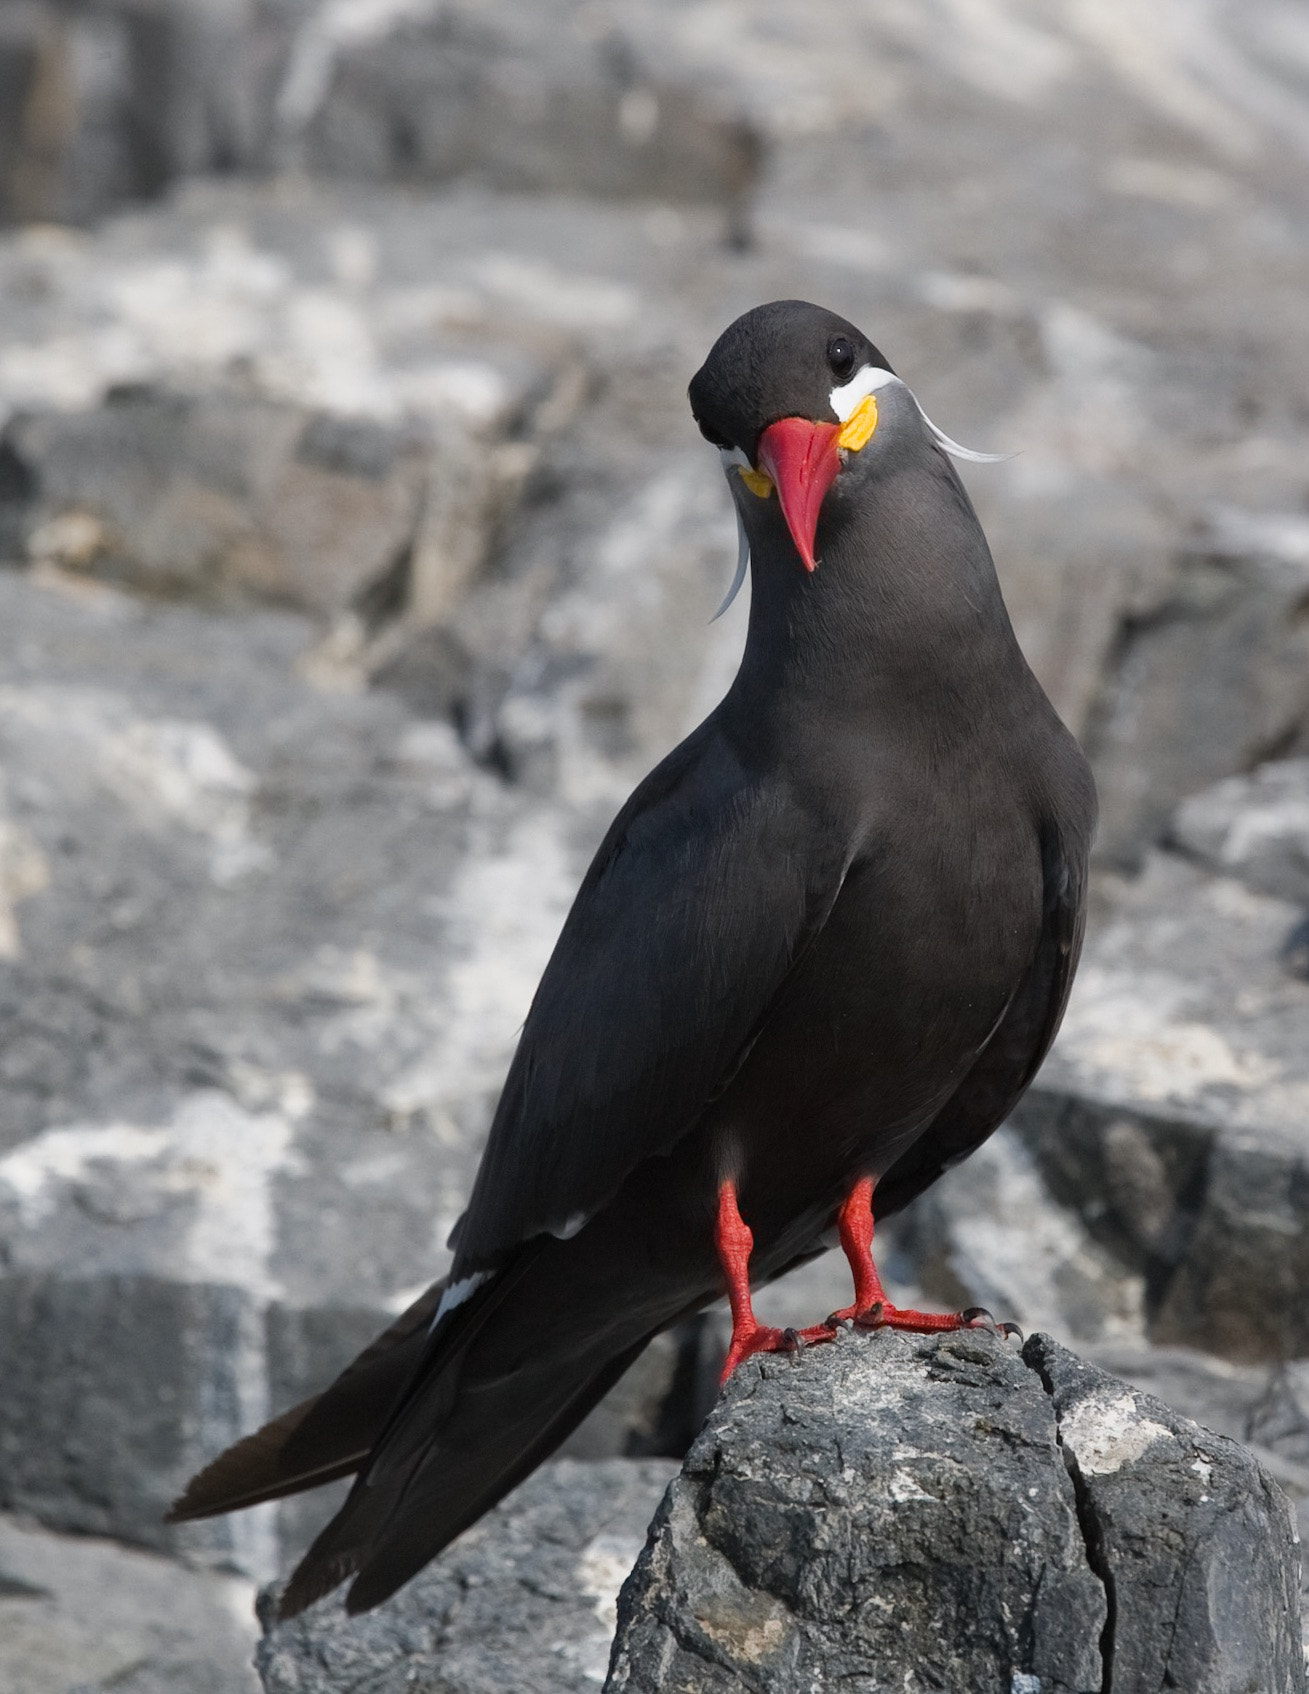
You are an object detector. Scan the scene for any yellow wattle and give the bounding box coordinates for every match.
[837,394,878,453]
[738,466,773,498]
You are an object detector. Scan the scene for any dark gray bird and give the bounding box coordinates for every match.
[168,299,1096,1616]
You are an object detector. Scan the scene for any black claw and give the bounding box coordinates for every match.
[1000,1321,1025,1343]
[783,1326,804,1355]
[961,1307,996,1330]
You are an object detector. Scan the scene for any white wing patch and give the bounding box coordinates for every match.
[429,1269,492,1333]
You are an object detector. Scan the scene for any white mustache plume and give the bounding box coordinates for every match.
[711,371,1007,620]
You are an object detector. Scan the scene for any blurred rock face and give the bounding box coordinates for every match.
[3,3,1309,842]
[0,0,1307,1676]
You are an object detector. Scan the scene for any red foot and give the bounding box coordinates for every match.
[721,1322,800,1377]
[714,1177,1004,1387]
[823,1178,976,1333]
[720,1317,846,1379]
[717,1183,835,1383]
[847,1301,974,1333]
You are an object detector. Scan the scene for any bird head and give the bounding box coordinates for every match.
[689,300,1004,616]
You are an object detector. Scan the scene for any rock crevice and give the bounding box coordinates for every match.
[608,1329,1304,1694]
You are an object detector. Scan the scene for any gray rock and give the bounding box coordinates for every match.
[1028,1333,1305,1693]
[890,1123,1150,1350]
[609,1329,1105,1693]
[1173,757,1309,910]
[1008,850,1309,1363]
[286,2,761,230]
[3,132,1308,851]
[0,1507,259,1694]
[12,390,434,617]
[888,841,1309,1370]
[0,2,240,226]
[0,178,737,732]
[0,567,693,1566]
[609,1329,1304,1693]
[1084,535,1309,866]
[0,0,762,232]
[0,190,562,622]
[255,1457,678,1694]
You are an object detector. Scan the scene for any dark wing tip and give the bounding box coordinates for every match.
[167,1277,454,1526]
[165,1397,327,1522]
[165,1394,372,1523]
[278,1550,361,1620]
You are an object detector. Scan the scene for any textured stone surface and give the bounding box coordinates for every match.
[1011,851,1309,1364]
[890,844,1309,1368]
[0,0,761,231]
[0,179,745,790]
[0,1508,259,1694]
[13,392,434,615]
[256,1458,678,1694]
[610,1330,1304,1693]
[1087,527,1309,864]
[251,1336,1307,1693]
[0,566,694,1568]
[610,1330,1106,1693]
[2,3,1309,1676]
[1029,1333,1305,1694]
[1173,756,1309,910]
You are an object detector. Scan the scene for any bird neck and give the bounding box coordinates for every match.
[726,462,1038,737]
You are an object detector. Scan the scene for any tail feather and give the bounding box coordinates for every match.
[173,1210,710,1619]
[282,1333,651,1617]
[166,1279,447,1524]
[279,1236,685,1618]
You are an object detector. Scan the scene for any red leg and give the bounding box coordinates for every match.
[716,1177,997,1387]
[826,1177,980,1334]
[716,1181,818,1382]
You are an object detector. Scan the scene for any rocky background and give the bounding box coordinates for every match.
[1,1,1308,1689]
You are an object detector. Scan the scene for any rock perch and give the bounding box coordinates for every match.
[608,1327,1304,1694]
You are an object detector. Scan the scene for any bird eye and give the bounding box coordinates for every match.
[696,416,731,448]
[828,337,856,379]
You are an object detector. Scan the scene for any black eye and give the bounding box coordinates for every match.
[828,337,856,379]
[696,415,731,449]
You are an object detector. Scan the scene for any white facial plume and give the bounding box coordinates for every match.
[829,365,1010,465]
[710,369,1007,620]
[714,446,753,621]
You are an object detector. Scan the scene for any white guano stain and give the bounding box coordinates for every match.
[0,1090,303,1299]
[1059,1391,1174,1476]
[382,809,575,1118]
[0,686,271,885]
[889,1468,933,1504]
[1055,964,1279,1102]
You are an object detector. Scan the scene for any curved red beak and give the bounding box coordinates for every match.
[755,417,842,573]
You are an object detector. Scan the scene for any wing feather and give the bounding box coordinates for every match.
[453,722,849,1264]
[875,808,1092,1218]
